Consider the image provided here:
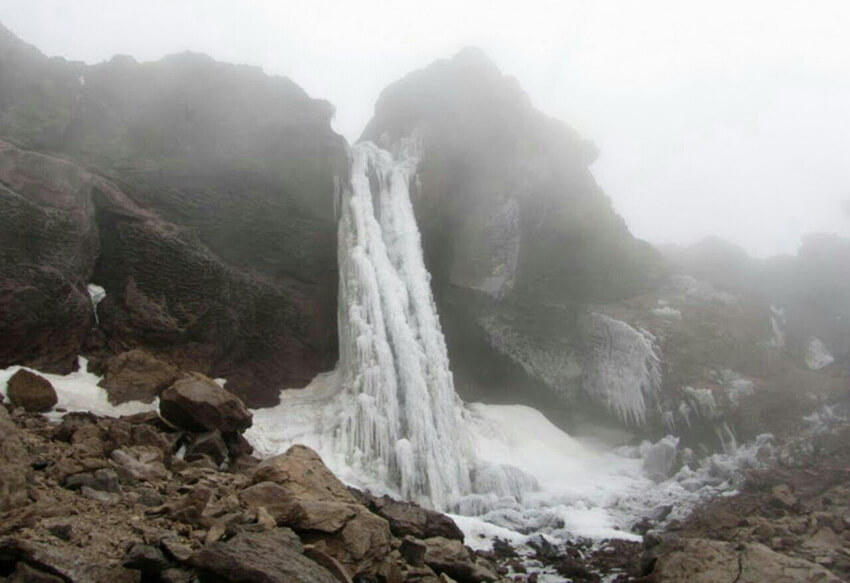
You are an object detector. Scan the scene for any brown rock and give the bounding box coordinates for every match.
[251,445,355,503]
[0,406,29,511]
[159,376,252,433]
[8,562,64,583]
[189,528,338,583]
[185,430,228,466]
[304,545,355,583]
[649,537,840,583]
[111,446,170,482]
[401,536,428,567]
[361,494,464,541]
[6,370,57,412]
[423,537,497,583]
[98,350,181,405]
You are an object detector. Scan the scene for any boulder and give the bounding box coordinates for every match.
[189,528,338,583]
[185,430,229,466]
[251,445,355,503]
[359,493,464,541]
[159,376,252,433]
[649,537,841,583]
[0,407,29,511]
[423,537,497,583]
[98,350,181,405]
[6,370,57,412]
[110,446,170,482]
[244,447,393,578]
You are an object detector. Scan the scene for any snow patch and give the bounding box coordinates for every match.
[0,357,157,420]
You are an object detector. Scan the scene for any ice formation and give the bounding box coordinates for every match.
[333,140,474,509]
[769,305,787,349]
[805,337,834,370]
[582,314,662,427]
[87,283,106,324]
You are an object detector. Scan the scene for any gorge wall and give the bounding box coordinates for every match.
[0,23,345,406]
[1,23,846,452]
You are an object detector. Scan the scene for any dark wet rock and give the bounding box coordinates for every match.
[98,350,181,405]
[7,562,64,583]
[124,543,170,575]
[423,537,497,583]
[159,377,251,433]
[189,528,338,583]
[185,430,228,466]
[358,493,464,541]
[6,370,57,413]
[64,468,121,493]
[400,536,428,567]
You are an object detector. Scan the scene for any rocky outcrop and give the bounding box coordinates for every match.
[6,369,57,412]
[360,48,663,421]
[0,24,346,406]
[0,406,503,583]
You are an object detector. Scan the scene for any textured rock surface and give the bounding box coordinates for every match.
[190,529,339,583]
[97,349,182,405]
[0,406,29,511]
[0,24,345,406]
[650,538,840,583]
[159,376,252,433]
[6,369,57,412]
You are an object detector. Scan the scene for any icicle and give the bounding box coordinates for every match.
[335,141,473,509]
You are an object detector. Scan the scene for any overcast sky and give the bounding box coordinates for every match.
[4,0,849,256]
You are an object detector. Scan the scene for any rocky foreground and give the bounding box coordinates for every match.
[2,371,849,583]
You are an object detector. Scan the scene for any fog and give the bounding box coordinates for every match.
[5,0,849,256]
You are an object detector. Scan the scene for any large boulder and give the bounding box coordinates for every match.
[422,537,497,583]
[159,376,252,433]
[98,350,181,405]
[6,369,57,412]
[0,406,29,511]
[189,528,338,583]
[243,446,392,579]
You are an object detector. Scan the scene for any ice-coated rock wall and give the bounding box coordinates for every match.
[582,313,662,427]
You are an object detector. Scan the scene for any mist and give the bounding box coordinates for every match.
[5,0,849,257]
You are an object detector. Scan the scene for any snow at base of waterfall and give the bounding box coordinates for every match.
[246,370,774,548]
[0,357,157,420]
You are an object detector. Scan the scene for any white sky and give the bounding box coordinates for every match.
[3,0,849,256]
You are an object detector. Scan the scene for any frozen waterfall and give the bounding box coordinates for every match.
[335,140,473,509]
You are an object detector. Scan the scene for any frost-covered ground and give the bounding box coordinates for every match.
[0,357,157,421]
[246,370,774,550]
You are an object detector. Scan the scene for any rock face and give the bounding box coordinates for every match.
[98,349,182,404]
[6,369,57,412]
[0,23,345,406]
[360,48,663,419]
[159,376,252,433]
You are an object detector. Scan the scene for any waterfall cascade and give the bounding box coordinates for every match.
[334,140,473,509]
